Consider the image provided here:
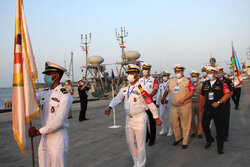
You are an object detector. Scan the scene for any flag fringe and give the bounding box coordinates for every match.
[25,108,40,124]
[20,5,40,123]
[13,121,26,154]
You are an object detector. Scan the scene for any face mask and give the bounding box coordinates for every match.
[44,75,55,87]
[163,76,168,81]
[127,74,135,83]
[216,74,222,78]
[202,72,207,77]
[191,78,198,82]
[207,74,214,80]
[143,70,149,76]
[175,73,181,79]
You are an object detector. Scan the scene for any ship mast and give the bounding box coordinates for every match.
[115,26,128,76]
[80,33,91,79]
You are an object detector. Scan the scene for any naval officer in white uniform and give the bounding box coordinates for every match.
[139,63,159,146]
[156,70,173,136]
[28,61,73,167]
[105,64,162,167]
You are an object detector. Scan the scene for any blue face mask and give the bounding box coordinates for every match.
[175,73,182,79]
[202,72,207,77]
[191,78,198,82]
[207,74,214,80]
[44,75,55,87]
[216,74,222,78]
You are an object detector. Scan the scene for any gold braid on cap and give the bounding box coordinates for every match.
[191,73,199,77]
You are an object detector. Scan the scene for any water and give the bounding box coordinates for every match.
[0,87,42,109]
[0,86,80,109]
[0,87,12,109]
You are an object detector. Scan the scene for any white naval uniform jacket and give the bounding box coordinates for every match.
[109,82,159,119]
[156,81,170,106]
[139,76,159,101]
[36,84,73,167]
[199,77,208,83]
[37,84,73,135]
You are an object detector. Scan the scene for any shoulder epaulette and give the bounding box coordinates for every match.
[60,88,68,94]
[42,88,49,91]
[122,84,128,88]
[204,80,209,84]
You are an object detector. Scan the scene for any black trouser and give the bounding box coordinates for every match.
[202,107,225,151]
[146,101,156,144]
[232,87,241,109]
[224,102,231,139]
[79,97,88,120]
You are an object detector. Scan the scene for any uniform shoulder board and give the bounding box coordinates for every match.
[138,84,144,90]
[204,80,208,84]
[60,88,68,94]
[204,80,210,85]
[122,84,128,88]
[42,88,49,91]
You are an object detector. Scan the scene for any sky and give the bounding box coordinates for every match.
[0,0,250,87]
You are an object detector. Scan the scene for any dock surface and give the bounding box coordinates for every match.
[0,80,250,167]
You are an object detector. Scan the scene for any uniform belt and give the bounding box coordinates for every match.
[128,112,144,118]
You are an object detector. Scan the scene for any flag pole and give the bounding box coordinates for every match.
[232,41,236,79]
[29,122,36,167]
[108,69,121,129]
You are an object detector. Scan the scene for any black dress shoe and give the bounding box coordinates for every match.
[218,149,224,154]
[79,119,83,122]
[191,133,197,138]
[198,134,202,139]
[205,142,212,149]
[173,138,183,146]
[205,138,214,149]
[83,118,89,121]
[224,138,228,142]
[148,141,155,146]
[182,145,188,149]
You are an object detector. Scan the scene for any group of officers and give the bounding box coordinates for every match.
[27,60,242,167]
[106,62,242,167]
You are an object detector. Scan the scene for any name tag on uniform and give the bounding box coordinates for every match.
[209,92,214,100]
[192,92,197,98]
[174,86,179,93]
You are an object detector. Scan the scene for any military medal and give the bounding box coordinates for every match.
[51,106,55,113]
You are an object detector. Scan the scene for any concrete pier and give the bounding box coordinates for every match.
[0,80,250,167]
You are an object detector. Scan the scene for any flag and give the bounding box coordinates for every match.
[111,69,115,84]
[120,45,126,48]
[82,49,87,51]
[12,0,40,154]
[232,45,242,79]
[116,67,120,77]
[119,43,126,48]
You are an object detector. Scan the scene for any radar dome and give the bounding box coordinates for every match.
[88,56,104,66]
[123,50,140,62]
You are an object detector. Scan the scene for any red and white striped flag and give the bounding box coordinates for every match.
[12,0,40,154]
